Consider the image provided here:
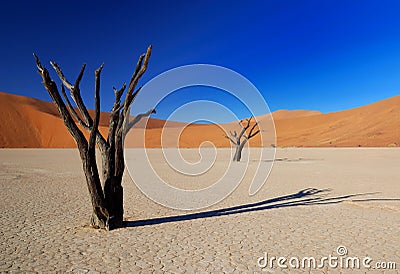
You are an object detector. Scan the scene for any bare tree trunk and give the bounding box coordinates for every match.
[225,117,260,162]
[34,46,154,230]
[83,150,109,229]
[233,139,247,162]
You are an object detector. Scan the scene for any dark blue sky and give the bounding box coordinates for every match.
[1,0,400,122]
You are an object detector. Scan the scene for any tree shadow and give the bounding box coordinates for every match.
[124,188,378,228]
[351,198,400,202]
[251,158,323,163]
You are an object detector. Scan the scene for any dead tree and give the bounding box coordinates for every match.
[34,46,155,230]
[225,117,260,162]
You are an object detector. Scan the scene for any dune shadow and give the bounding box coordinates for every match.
[125,188,378,228]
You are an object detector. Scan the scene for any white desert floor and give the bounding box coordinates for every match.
[0,148,399,273]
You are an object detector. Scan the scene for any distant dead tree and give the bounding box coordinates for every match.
[225,117,260,162]
[34,46,155,230]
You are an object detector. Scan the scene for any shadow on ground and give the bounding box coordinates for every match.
[250,158,324,163]
[351,198,400,202]
[125,188,379,228]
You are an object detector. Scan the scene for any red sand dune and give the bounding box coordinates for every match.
[0,91,399,148]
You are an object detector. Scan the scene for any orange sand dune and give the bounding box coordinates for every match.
[135,96,400,148]
[0,91,76,148]
[269,109,321,120]
[0,91,399,148]
[0,92,182,148]
[273,95,400,147]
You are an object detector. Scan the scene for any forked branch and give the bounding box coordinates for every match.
[51,62,92,126]
[50,61,109,152]
[60,85,89,129]
[33,54,86,147]
[224,116,261,161]
[123,45,152,118]
[116,45,152,140]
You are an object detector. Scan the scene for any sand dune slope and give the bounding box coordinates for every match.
[274,95,400,147]
[139,96,400,148]
[0,91,399,147]
[0,92,183,148]
[0,92,113,148]
[269,109,321,120]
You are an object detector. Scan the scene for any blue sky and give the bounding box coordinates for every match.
[1,0,400,123]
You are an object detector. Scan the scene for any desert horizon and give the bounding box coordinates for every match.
[1,91,399,148]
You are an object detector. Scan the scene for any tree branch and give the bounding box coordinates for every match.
[238,118,251,141]
[50,61,108,152]
[89,64,103,151]
[113,84,126,111]
[49,61,74,90]
[224,135,237,145]
[108,83,126,144]
[124,108,156,135]
[247,119,260,139]
[248,129,260,139]
[34,54,87,149]
[60,84,89,129]
[113,46,153,181]
[122,45,152,119]
[116,46,152,140]
[229,130,237,139]
[50,62,92,126]
[127,55,144,96]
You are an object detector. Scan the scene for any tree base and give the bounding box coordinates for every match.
[90,212,124,230]
[89,184,124,230]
